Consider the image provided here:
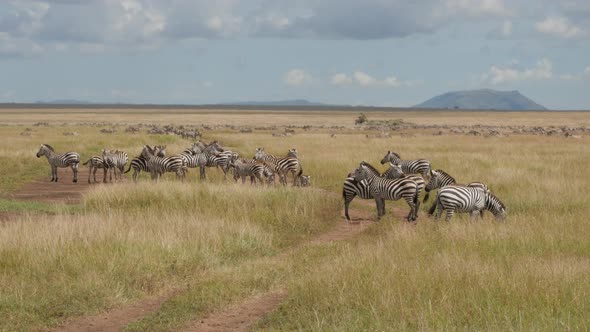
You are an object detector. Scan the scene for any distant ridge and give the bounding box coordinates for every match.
[219,99,333,107]
[414,89,547,110]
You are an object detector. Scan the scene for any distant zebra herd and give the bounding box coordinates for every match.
[344,151,507,222]
[35,141,309,187]
[35,143,506,222]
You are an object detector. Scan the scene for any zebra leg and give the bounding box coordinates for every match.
[433,202,442,222]
[344,198,353,223]
[423,189,431,203]
[404,197,416,222]
[445,209,455,222]
[88,166,93,184]
[469,211,479,222]
[71,163,78,183]
[52,165,58,182]
[132,169,139,183]
[103,168,108,183]
[200,166,206,180]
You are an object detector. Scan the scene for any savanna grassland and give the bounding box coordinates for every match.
[0,107,589,331]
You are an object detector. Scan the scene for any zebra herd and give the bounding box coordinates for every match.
[35,142,309,187]
[344,151,507,222]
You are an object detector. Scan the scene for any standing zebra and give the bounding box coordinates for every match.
[342,162,386,222]
[36,144,80,183]
[140,145,186,181]
[229,157,265,185]
[102,149,128,182]
[380,151,431,180]
[433,185,506,222]
[82,156,107,183]
[254,148,302,186]
[184,141,224,180]
[351,162,419,222]
[124,145,166,182]
[382,163,425,211]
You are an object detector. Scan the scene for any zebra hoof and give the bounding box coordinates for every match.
[73,179,77,183]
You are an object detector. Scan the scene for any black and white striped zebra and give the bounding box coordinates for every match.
[433,185,506,222]
[380,151,431,180]
[102,149,128,182]
[124,145,166,182]
[351,162,419,222]
[140,145,186,182]
[229,157,265,185]
[36,144,80,183]
[298,175,311,187]
[184,141,224,179]
[254,147,302,186]
[342,162,386,222]
[424,169,490,216]
[82,156,107,183]
[382,162,425,211]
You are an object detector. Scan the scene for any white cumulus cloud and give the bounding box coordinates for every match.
[331,73,353,85]
[284,69,311,86]
[352,71,418,87]
[482,58,553,84]
[535,17,583,38]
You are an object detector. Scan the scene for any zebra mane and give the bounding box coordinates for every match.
[389,151,401,159]
[432,169,454,179]
[360,161,381,175]
[43,144,55,152]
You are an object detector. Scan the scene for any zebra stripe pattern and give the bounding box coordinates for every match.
[229,158,265,184]
[380,151,431,180]
[342,162,386,222]
[424,169,456,202]
[102,149,128,182]
[382,162,425,211]
[254,148,302,186]
[352,162,419,222]
[36,144,80,183]
[124,145,166,182]
[82,156,107,183]
[140,145,186,181]
[433,185,506,222]
[185,141,224,179]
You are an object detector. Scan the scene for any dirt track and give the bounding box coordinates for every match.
[7,172,384,332]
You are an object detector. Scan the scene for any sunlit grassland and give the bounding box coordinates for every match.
[0,110,589,331]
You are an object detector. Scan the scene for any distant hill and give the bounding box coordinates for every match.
[414,89,547,110]
[220,99,332,107]
[36,99,94,104]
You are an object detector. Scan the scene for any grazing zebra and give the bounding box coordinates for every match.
[382,163,425,211]
[102,149,128,182]
[433,185,506,222]
[254,147,302,186]
[124,145,166,182]
[229,157,265,184]
[351,162,419,222]
[380,151,431,180]
[424,169,490,216]
[140,145,186,181]
[82,156,107,183]
[36,144,80,183]
[298,175,311,187]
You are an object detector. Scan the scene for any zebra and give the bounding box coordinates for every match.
[140,145,186,181]
[380,151,431,180]
[298,175,311,187]
[382,162,425,211]
[342,162,388,222]
[433,185,506,222]
[254,147,302,186]
[184,141,224,179]
[424,169,490,216]
[124,145,166,182]
[36,144,80,183]
[351,162,419,222]
[82,156,107,183]
[102,149,128,182]
[229,157,265,185]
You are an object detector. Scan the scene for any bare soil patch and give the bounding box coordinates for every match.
[8,168,106,204]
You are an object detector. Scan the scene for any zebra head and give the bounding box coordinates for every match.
[287,148,298,158]
[485,192,507,221]
[351,163,370,182]
[208,141,224,153]
[154,145,167,157]
[140,145,155,159]
[254,147,266,160]
[380,150,401,165]
[384,162,404,179]
[102,149,115,168]
[299,175,311,187]
[36,144,53,158]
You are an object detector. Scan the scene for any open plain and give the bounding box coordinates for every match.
[0,106,589,331]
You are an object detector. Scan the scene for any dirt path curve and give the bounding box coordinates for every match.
[8,168,98,204]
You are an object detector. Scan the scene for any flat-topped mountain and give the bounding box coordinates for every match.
[414,89,547,110]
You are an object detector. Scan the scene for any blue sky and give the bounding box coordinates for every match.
[1,0,589,109]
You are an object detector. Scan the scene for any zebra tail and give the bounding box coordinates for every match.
[427,200,437,216]
[82,159,90,166]
[423,190,430,203]
[124,164,132,174]
[297,165,303,177]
